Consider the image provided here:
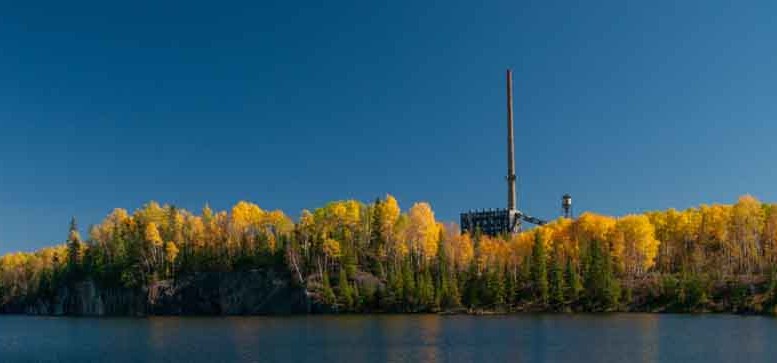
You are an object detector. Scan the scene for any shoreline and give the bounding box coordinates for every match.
[2,306,774,318]
[0,310,774,318]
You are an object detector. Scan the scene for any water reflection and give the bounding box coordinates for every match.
[374,315,440,362]
[2,314,777,362]
[635,314,659,363]
[417,315,443,362]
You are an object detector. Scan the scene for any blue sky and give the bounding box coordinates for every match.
[1,0,776,254]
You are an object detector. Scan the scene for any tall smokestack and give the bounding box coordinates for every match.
[507,69,517,211]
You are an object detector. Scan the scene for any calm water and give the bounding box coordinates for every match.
[1,314,775,362]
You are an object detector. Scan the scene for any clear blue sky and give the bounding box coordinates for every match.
[1,1,776,254]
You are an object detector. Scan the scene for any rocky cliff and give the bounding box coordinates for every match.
[7,268,316,316]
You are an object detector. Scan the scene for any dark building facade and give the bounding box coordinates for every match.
[460,209,519,236]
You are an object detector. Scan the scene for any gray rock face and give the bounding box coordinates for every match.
[23,281,141,316]
[14,268,314,316]
[147,269,312,315]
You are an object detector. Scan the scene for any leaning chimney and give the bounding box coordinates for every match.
[507,69,517,211]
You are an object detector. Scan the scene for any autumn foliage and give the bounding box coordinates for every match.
[2,194,777,313]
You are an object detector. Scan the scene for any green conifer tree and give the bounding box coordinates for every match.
[603,244,620,310]
[505,267,517,307]
[434,230,447,309]
[321,269,336,305]
[387,264,404,309]
[338,267,354,309]
[369,198,385,277]
[520,254,532,283]
[419,269,435,309]
[584,239,619,310]
[550,245,565,308]
[447,271,462,308]
[463,263,481,308]
[488,267,506,308]
[565,259,582,303]
[531,231,549,306]
[402,260,416,310]
[67,217,84,274]
[343,248,358,280]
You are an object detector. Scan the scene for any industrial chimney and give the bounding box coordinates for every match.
[507,69,517,212]
[460,69,549,236]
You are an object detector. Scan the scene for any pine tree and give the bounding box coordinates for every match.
[434,273,443,310]
[338,267,354,310]
[418,268,435,309]
[386,264,404,309]
[401,261,416,310]
[603,244,621,310]
[520,254,532,284]
[505,267,517,307]
[434,235,446,310]
[463,263,480,308]
[565,259,582,303]
[321,269,336,305]
[584,239,620,311]
[531,231,549,306]
[517,254,532,302]
[584,239,605,310]
[67,217,84,274]
[486,267,506,308]
[446,271,462,309]
[550,244,565,308]
[434,231,462,309]
[343,248,358,279]
[369,198,385,277]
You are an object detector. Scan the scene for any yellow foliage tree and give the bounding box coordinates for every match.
[165,241,180,277]
[322,238,342,259]
[476,235,507,273]
[231,201,264,232]
[136,201,167,228]
[573,212,616,265]
[408,202,439,261]
[379,195,402,260]
[729,195,764,274]
[145,222,163,247]
[762,205,777,268]
[610,215,659,276]
[508,231,534,271]
[379,194,401,236]
[187,215,206,249]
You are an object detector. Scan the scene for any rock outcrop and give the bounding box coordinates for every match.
[147,269,311,315]
[8,268,314,316]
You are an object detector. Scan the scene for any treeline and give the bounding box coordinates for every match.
[2,195,777,314]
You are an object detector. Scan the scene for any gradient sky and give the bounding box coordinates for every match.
[1,0,776,254]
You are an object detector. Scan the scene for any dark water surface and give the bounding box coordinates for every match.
[1,314,775,362]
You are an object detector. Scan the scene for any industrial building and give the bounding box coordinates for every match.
[460,70,566,236]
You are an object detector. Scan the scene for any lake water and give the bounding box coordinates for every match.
[1,314,775,362]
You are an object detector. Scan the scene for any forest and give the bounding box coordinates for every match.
[2,194,777,314]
